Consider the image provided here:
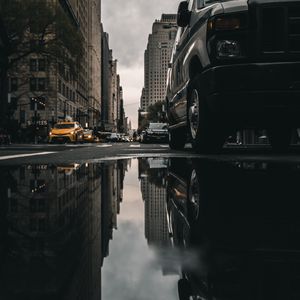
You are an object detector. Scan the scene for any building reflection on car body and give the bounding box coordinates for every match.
[166,158,300,300]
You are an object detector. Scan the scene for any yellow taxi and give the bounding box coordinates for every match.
[83,129,98,143]
[49,121,84,143]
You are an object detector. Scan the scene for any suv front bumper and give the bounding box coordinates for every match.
[201,61,300,127]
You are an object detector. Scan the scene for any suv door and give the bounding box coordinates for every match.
[169,0,195,122]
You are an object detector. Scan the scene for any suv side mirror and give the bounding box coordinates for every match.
[177,1,191,27]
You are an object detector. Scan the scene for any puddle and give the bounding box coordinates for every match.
[0,158,300,299]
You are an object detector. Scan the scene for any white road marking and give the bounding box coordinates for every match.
[160,145,169,148]
[130,144,141,148]
[97,144,112,148]
[0,152,57,161]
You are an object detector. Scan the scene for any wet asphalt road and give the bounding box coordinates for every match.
[1,142,300,165]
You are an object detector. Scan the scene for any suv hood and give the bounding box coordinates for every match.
[221,0,248,13]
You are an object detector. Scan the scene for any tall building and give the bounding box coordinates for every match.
[100,30,127,133]
[140,14,177,112]
[101,30,112,131]
[7,0,102,140]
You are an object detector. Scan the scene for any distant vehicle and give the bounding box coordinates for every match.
[106,133,119,143]
[98,132,112,142]
[124,135,130,142]
[166,0,300,152]
[49,121,84,143]
[83,129,97,143]
[141,123,169,143]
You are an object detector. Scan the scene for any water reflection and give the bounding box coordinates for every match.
[0,161,128,300]
[0,158,299,300]
[158,158,300,300]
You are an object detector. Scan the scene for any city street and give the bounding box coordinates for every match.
[1,142,300,165]
[1,0,300,299]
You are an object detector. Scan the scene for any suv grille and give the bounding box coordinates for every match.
[259,4,300,55]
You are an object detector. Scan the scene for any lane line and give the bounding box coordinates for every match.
[130,144,141,148]
[160,145,169,148]
[0,152,57,161]
[97,144,112,148]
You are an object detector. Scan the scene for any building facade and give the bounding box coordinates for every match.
[100,33,126,133]
[140,14,177,112]
[7,0,102,140]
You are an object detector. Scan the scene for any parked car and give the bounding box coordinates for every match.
[49,121,84,143]
[166,0,300,152]
[141,123,169,143]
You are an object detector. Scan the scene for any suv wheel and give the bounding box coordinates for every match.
[268,127,291,152]
[169,127,186,150]
[188,76,225,153]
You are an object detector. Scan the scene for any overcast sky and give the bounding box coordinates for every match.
[102,0,180,129]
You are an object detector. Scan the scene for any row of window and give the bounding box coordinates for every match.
[58,79,76,102]
[9,77,47,92]
[30,59,46,72]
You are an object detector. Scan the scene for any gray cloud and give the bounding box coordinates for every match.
[102,0,180,68]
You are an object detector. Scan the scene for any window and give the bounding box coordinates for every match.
[10,78,18,92]
[30,78,46,91]
[197,0,205,8]
[30,59,37,71]
[38,59,46,71]
[38,78,46,91]
[20,110,26,123]
[30,78,37,91]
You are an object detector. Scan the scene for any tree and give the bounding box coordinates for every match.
[147,101,166,122]
[0,0,83,129]
[138,101,166,131]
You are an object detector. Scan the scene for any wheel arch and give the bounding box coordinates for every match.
[188,55,203,82]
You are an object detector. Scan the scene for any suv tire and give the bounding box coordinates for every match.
[169,127,186,150]
[188,76,225,153]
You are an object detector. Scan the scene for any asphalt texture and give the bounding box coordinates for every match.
[1,142,300,165]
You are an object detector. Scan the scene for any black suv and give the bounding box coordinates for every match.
[166,0,300,152]
[142,123,169,143]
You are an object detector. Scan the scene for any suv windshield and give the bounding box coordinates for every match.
[149,123,168,130]
[54,124,75,129]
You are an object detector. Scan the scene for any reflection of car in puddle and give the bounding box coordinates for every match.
[167,159,300,300]
[57,163,81,175]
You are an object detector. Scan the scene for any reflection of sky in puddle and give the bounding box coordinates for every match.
[102,159,179,300]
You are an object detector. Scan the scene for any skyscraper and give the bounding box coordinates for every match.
[140,14,177,112]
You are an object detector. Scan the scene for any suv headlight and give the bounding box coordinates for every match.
[216,40,241,58]
[207,13,247,61]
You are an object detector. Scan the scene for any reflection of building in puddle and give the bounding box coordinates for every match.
[0,160,129,300]
[101,160,128,260]
[139,158,169,248]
